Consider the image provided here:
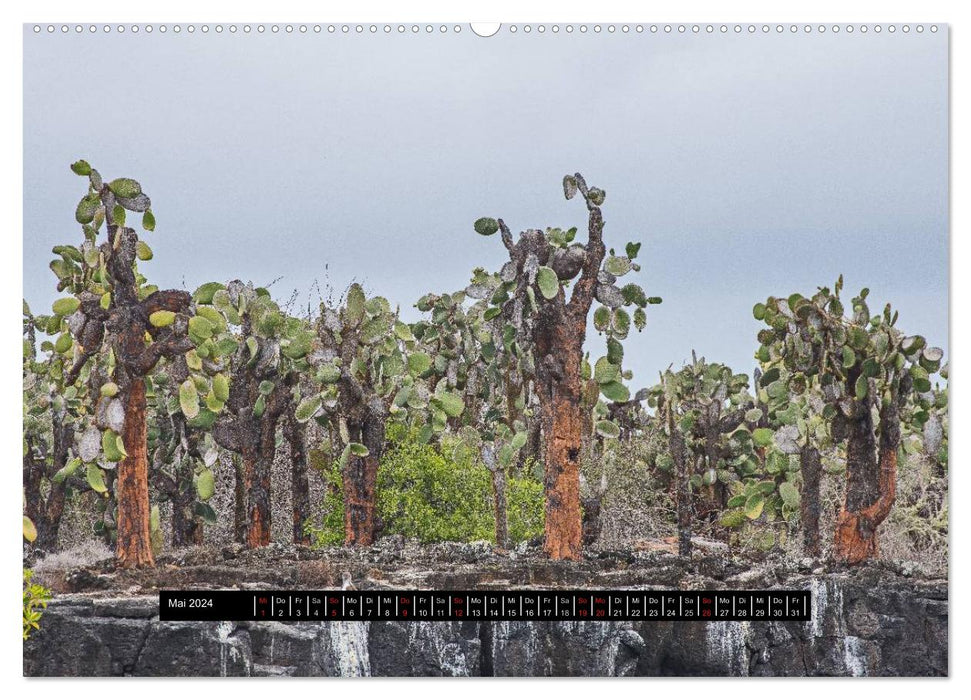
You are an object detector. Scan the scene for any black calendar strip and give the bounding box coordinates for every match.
[159,589,811,622]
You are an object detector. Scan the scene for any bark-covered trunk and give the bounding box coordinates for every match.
[115,378,154,568]
[160,359,204,548]
[23,419,72,552]
[800,444,822,557]
[34,508,62,552]
[170,472,203,547]
[581,492,604,547]
[834,393,900,564]
[244,422,277,548]
[343,453,379,545]
[97,478,118,546]
[211,328,295,550]
[230,434,273,549]
[23,462,66,552]
[844,390,880,516]
[543,396,584,559]
[482,444,510,548]
[95,222,193,566]
[285,415,311,545]
[171,503,203,547]
[232,455,246,544]
[343,407,386,546]
[535,327,585,561]
[670,414,691,557]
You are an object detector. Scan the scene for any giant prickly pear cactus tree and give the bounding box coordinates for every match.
[148,353,222,546]
[649,355,754,556]
[417,284,540,548]
[473,173,659,560]
[306,285,395,546]
[303,284,459,545]
[53,161,206,567]
[208,281,311,548]
[754,277,945,564]
[23,301,121,548]
[22,302,81,551]
[748,358,838,558]
[411,289,481,443]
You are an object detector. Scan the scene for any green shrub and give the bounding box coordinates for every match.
[23,569,51,640]
[307,429,544,546]
[506,472,545,543]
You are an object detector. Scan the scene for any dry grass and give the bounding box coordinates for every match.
[877,454,948,571]
[589,438,677,550]
[587,441,947,572]
[33,540,113,574]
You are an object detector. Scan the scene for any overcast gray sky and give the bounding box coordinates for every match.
[24,26,948,388]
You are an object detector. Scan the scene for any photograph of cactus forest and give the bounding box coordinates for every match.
[21,24,948,677]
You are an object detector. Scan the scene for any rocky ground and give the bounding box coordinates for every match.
[23,540,948,677]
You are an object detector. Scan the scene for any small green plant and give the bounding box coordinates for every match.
[23,569,52,640]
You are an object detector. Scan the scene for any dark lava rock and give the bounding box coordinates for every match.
[23,553,947,677]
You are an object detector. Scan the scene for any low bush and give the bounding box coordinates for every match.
[307,428,544,546]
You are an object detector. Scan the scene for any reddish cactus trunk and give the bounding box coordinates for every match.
[343,412,386,546]
[242,444,274,549]
[343,453,379,546]
[512,190,604,562]
[115,378,154,568]
[536,325,585,561]
[834,398,900,564]
[22,420,72,552]
[171,491,203,547]
[542,402,584,560]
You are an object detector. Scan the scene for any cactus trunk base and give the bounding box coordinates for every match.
[286,417,311,546]
[243,450,273,548]
[670,424,691,558]
[344,454,379,546]
[834,444,897,565]
[535,315,587,561]
[800,445,822,558]
[171,500,203,547]
[116,378,155,568]
[540,389,584,561]
[342,410,385,546]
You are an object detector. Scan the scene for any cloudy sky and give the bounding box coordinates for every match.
[24,25,948,388]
